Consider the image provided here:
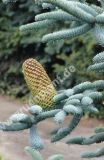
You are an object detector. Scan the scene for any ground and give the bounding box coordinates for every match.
[0,95,104,160]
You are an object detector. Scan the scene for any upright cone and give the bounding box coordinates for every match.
[22,58,57,109]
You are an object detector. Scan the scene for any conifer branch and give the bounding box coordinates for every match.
[20,20,56,33]
[38,0,95,23]
[42,24,92,42]
[35,10,79,22]
[2,0,104,158]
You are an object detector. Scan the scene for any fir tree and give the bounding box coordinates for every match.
[1,0,104,159]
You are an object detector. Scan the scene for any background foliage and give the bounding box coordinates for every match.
[0,0,104,102]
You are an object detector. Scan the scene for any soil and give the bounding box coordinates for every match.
[0,95,104,160]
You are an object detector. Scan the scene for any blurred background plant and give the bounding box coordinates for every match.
[0,0,104,117]
[0,154,4,160]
